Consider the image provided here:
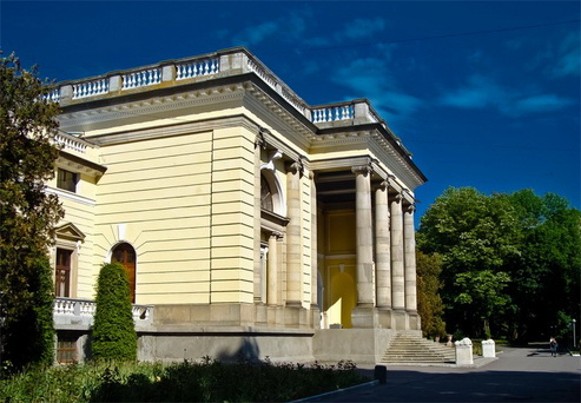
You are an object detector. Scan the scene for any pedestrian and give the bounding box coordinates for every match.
[549,336,558,357]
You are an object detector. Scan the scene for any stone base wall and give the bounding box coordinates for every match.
[138,331,315,363]
[313,328,397,364]
[55,303,421,365]
[152,303,317,330]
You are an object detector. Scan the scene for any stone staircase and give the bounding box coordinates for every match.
[380,333,456,364]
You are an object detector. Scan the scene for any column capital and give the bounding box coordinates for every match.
[255,127,268,149]
[393,193,403,203]
[285,158,304,177]
[352,164,372,176]
[405,204,416,213]
[270,231,284,239]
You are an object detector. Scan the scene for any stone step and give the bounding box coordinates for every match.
[380,333,457,364]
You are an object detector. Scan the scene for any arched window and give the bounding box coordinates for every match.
[260,171,285,216]
[111,243,136,303]
[261,175,274,212]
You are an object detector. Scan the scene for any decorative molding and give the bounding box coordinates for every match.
[46,187,96,206]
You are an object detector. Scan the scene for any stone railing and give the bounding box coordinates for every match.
[50,48,387,130]
[53,297,153,329]
[311,103,355,123]
[54,132,88,154]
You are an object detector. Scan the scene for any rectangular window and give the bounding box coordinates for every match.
[55,248,72,298]
[57,168,78,193]
[57,334,77,364]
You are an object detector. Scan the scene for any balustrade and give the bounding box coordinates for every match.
[176,58,220,80]
[123,68,161,89]
[54,133,87,154]
[52,50,385,129]
[72,78,109,99]
[45,88,60,103]
[53,298,153,325]
[311,104,354,123]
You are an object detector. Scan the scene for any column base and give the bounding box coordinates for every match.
[351,305,378,328]
[391,308,408,330]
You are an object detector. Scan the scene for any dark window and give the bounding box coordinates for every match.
[111,243,137,303]
[57,334,77,364]
[57,168,78,192]
[55,248,72,297]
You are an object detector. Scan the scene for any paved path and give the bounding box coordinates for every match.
[306,346,580,402]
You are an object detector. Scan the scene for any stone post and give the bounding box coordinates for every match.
[482,339,496,358]
[455,338,474,366]
[375,181,391,308]
[285,160,303,306]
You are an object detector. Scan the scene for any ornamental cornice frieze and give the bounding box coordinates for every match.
[59,83,248,132]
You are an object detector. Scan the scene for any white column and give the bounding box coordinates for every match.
[375,180,391,308]
[404,204,417,311]
[285,161,302,306]
[390,193,405,310]
[353,166,374,306]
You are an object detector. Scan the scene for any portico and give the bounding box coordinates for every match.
[305,160,420,332]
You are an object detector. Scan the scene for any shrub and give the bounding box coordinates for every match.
[0,359,369,402]
[1,256,55,374]
[91,263,137,362]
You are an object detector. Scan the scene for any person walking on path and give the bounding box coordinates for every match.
[549,336,558,357]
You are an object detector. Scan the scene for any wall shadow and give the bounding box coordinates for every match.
[216,336,261,363]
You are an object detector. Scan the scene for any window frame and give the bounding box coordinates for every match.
[57,168,78,193]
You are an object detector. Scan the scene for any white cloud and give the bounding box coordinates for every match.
[513,94,575,114]
[331,56,422,123]
[342,17,386,40]
[439,75,507,109]
[231,11,309,46]
[233,21,279,46]
[552,32,580,78]
[439,74,575,116]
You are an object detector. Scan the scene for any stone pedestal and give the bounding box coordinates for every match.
[482,339,496,358]
[455,337,473,366]
[351,305,377,328]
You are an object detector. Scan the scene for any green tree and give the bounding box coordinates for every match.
[419,187,580,342]
[505,190,581,342]
[0,52,62,371]
[418,187,520,337]
[91,263,137,362]
[416,251,446,339]
[453,270,511,338]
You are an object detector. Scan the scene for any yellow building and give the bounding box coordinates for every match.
[48,47,427,364]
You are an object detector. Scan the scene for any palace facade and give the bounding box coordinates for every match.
[48,47,427,364]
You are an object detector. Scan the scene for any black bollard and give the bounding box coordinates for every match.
[374,365,387,384]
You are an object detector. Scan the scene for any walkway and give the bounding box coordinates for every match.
[306,345,580,402]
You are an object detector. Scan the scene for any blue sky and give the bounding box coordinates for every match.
[1,1,580,224]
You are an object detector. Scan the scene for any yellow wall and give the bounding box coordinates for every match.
[91,123,259,305]
[322,210,357,328]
